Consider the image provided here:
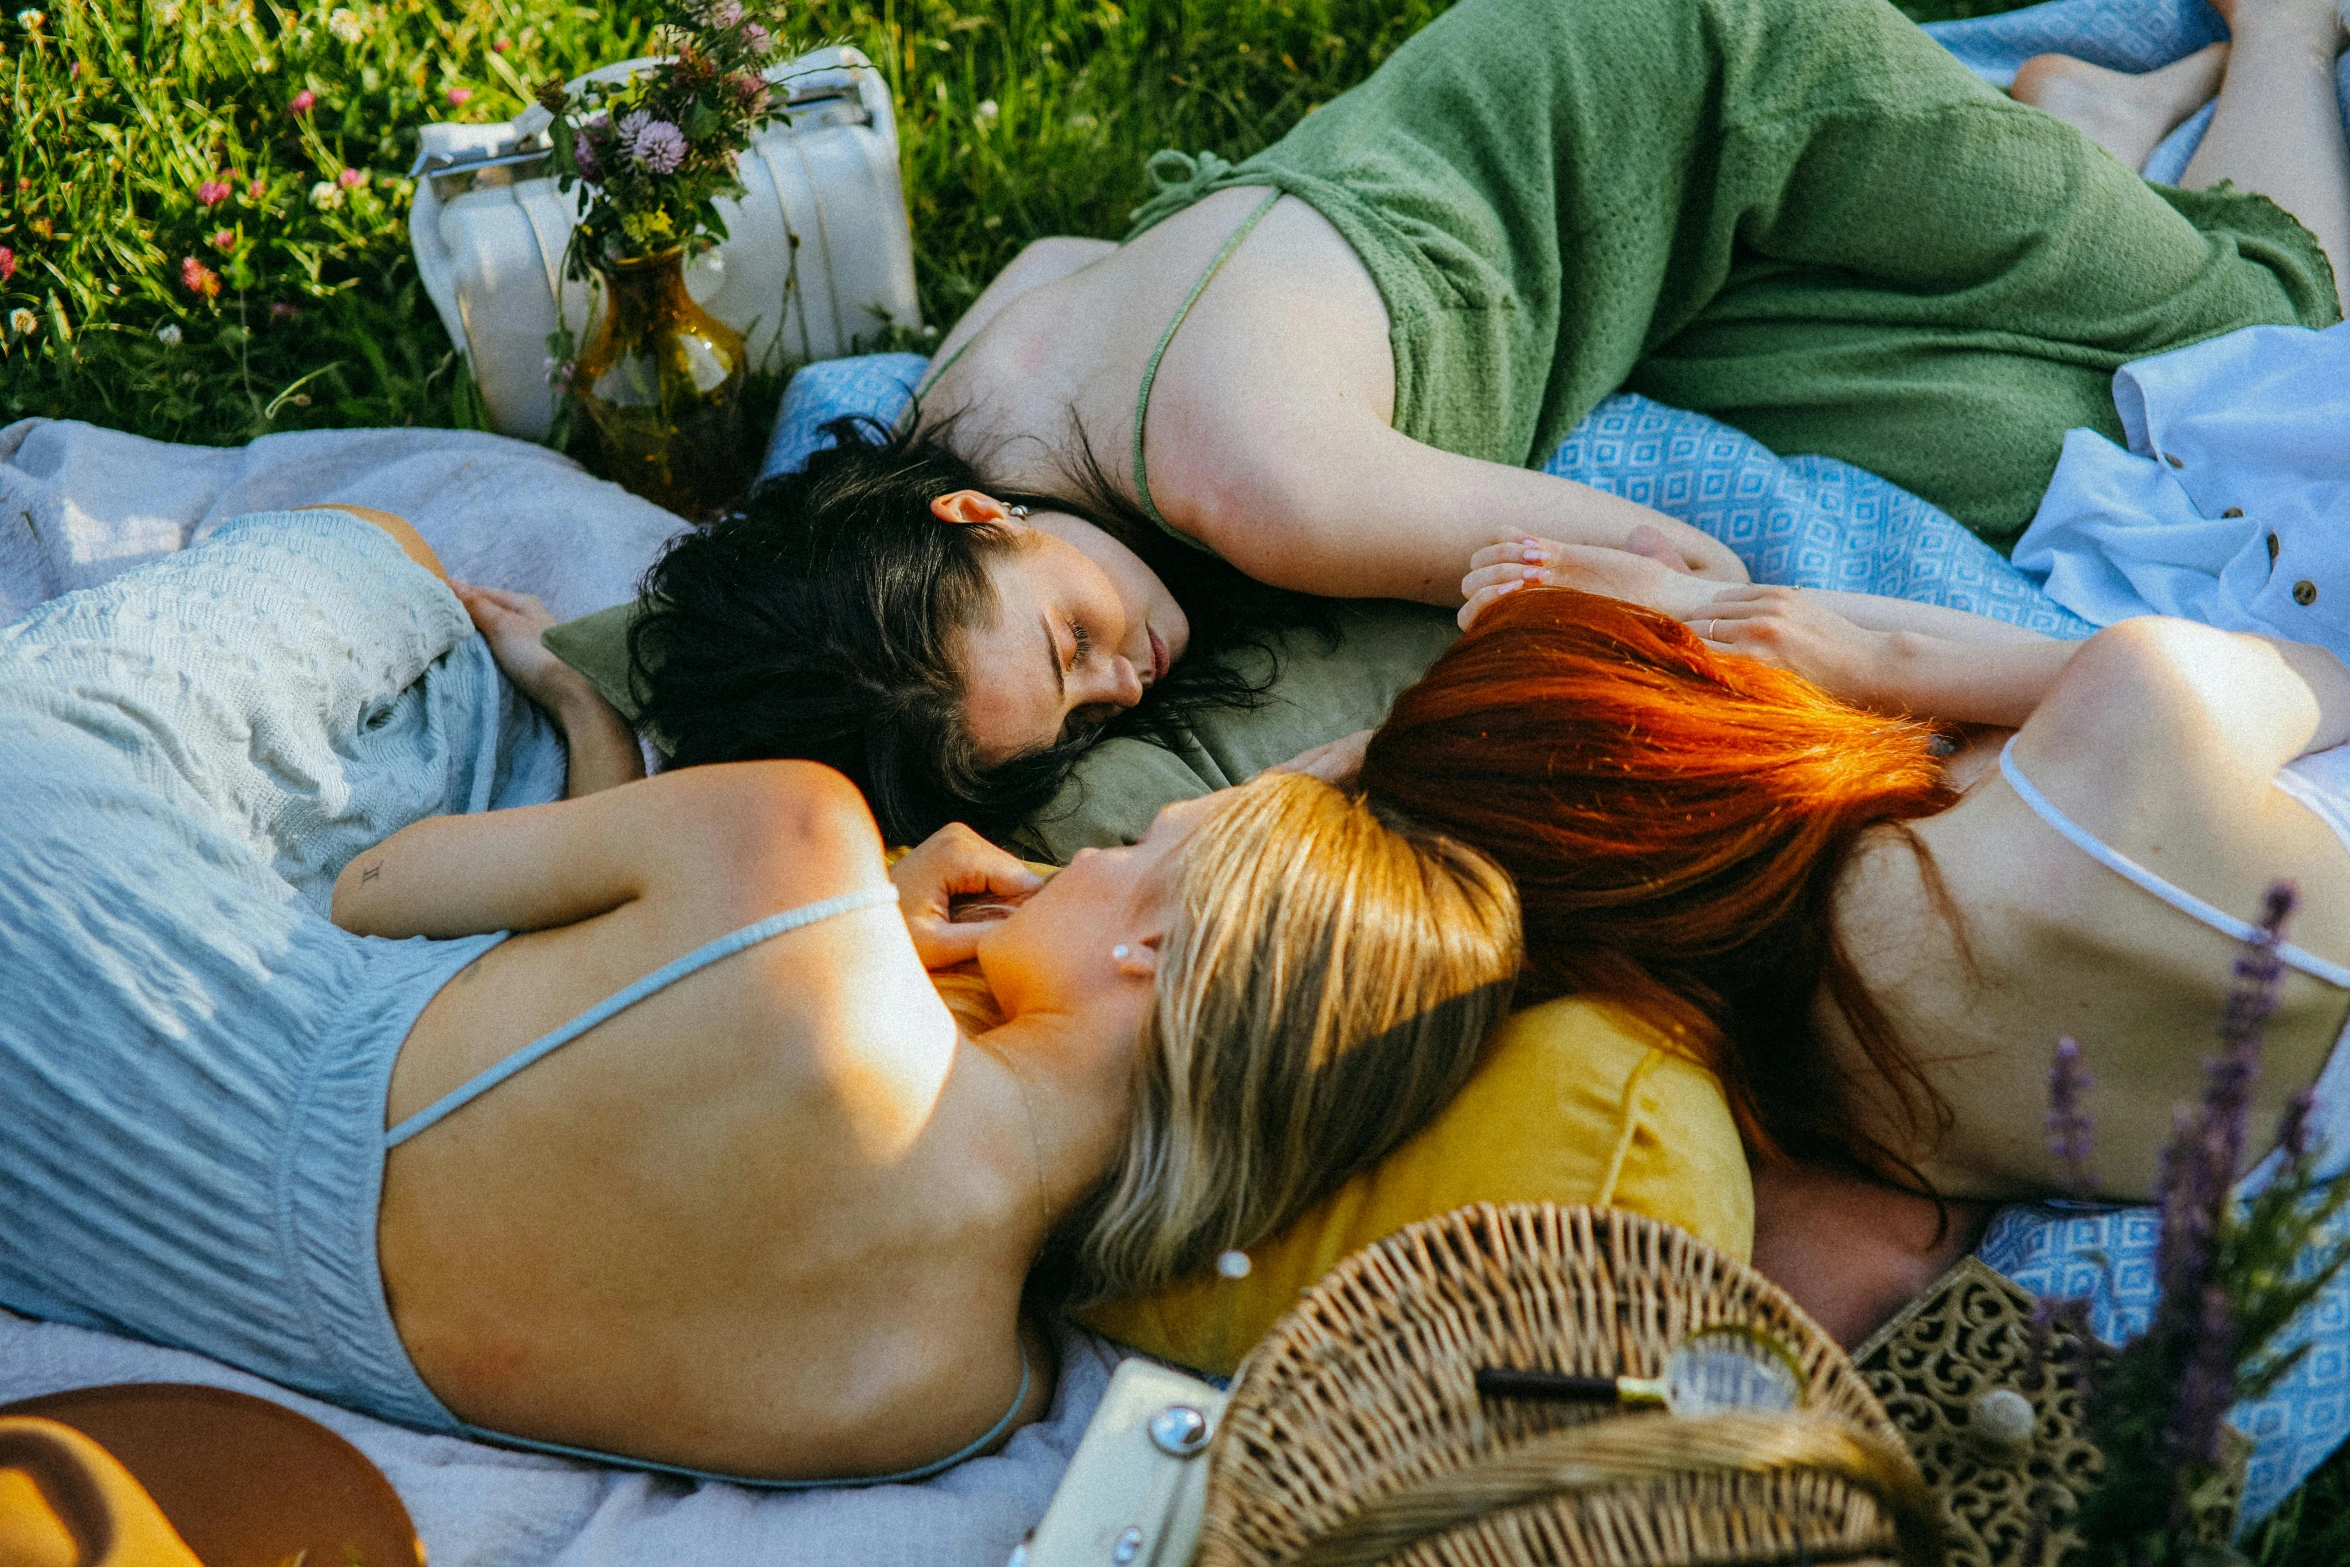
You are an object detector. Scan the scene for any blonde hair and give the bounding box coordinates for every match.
[1067,771,1521,1305]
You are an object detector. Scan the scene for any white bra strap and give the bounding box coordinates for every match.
[1998,738,2350,990]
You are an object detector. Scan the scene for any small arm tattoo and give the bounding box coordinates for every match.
[360,862,382,884]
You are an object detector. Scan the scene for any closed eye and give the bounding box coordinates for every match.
[1069,621,1092,663]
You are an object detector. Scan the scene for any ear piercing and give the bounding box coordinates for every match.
[1007,504,1030,518]
[1112,944,1131,961]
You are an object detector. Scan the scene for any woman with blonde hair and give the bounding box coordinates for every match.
[0,506,1520,1485]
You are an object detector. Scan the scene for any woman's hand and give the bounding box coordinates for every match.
[1460,535,1721,629]
[454,580,645,797]
[453,581,576,707]
[1459,540,1898,702]
[890,823,1048,969]
[1674,585,1896,704]
[1270,729,1373,789]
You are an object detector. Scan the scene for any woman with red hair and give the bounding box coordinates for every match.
[1360,579,2350,1338]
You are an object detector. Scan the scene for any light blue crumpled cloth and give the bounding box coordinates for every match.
[2014,321,2350,658]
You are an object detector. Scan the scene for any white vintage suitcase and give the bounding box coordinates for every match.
[408,45,922,440]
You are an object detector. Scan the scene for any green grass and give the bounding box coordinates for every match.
[9,0,2002,447]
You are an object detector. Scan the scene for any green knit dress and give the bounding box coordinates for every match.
[1125,0,2339,551]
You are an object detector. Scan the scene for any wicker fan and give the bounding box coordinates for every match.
[1197,1204,1937,1567]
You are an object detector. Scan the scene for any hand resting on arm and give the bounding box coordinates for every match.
[455,580,646,798]
[1462,533,2350,748]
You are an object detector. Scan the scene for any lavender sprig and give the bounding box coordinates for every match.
[2050,1035,2095,1196]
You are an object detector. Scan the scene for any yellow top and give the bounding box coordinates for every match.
[1076,996,1754,1377]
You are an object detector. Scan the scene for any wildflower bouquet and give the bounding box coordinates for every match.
[534,0,794,271]
[2041,886,2350,1565]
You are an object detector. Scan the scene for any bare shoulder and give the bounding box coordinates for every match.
[927,235,1121,373]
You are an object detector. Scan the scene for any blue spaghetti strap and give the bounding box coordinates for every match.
[457,1345,1034,1490]
[1999,738,2350,990]
[384,883,903,1149]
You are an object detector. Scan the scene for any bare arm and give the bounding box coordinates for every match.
[332,759,869,938]
[1177,417,1746,603]
[927,236,1121,377]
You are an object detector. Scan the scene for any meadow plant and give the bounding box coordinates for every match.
[535,0,794,271]
[2042,886,2350,1565]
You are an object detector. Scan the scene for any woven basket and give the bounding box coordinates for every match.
[1197,1204,1937,1567]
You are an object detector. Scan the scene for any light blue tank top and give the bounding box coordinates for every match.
[387,882,1036,1490]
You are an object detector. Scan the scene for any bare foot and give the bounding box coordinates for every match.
[2012,43,2231,170]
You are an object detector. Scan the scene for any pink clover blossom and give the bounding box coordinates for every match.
[288,89,316,115]
[631,118,686,174]
[197,179,232,207]
[445,85,472,107]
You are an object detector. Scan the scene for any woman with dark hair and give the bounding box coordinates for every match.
[627,418,1315,841]
[1357,579,2350,1330]
[625,0,2344,837]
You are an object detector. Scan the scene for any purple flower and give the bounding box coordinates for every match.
[572,128,602,180]
[631,118,686,174]
[733,72,770,112]
[2049,1036,2095,1194]
[2146,881,2297,1475]
[2281,1086,2318,1163]
[740,22,771,54]
[710,0,743,25]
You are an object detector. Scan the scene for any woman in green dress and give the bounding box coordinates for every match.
[628,0,2347,840]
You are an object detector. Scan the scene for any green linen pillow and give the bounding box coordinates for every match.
[540,598,1458,861]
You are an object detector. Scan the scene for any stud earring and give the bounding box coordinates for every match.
[1112,944,1131,961]
[1007,504,1030,518]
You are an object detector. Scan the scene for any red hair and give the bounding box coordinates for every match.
[1361,587,1959,1178]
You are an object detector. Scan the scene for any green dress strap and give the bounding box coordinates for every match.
[1130,187,1283,554]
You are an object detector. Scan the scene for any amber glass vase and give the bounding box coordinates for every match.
[570,248,753,520]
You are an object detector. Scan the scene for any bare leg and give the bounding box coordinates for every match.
[2182,0,2350,305]
[2013,43,2230,170]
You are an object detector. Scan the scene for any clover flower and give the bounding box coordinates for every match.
[573,128,603,180]
[0,246,15,284]
[631,118,686,174]
[178,256,221,300]
[445,84,472,107]
[740,22,771,53]
[493,37,512,53]
[732,73,770,112]
[155,323,182,347]
[710,0,744,25]
[2049,1036,2095,1194]
[288,88,316,115]
[326,8,361,44]
[198,178,232,207]
[247,178,268,201]
[210,229,236,253]
[8,308,35,338]
[15,10,44,30]
[309,180,343,210]
[338,166,365,189]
